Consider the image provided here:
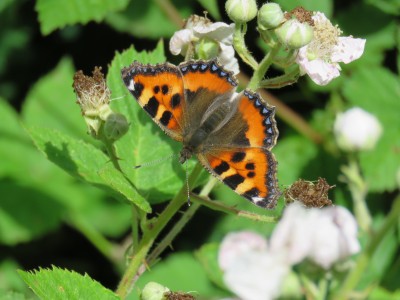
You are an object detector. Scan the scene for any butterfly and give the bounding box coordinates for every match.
[121,59,279,209]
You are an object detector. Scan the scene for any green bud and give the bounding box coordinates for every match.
[141,282,170,300]
[103,112,129,141]
[275,19,314,49]
[196,37,219,60]
[258,3,284,30]
[225,0,258,23]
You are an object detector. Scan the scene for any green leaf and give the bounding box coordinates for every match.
[35,0,130,35]
[274,135,319,185]
[0,291,27,300]
[195,243,226,290]
[365,0,400,16]
[107,43,197,203]
[18,267,120,300]
[27,126,150,212]
[343,67,400,192]
[0,180,64,245]
[0,260,29,294]
[22,57,89,142]
[105,0,191,39]
[98,164,150,213]
[197,0,221,19]
[133,252,226,299]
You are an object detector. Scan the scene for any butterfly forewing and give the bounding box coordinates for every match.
[178,60,237,134]
[121,62,186,141]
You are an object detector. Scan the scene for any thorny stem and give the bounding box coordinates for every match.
[233,22,258,70]
[247,41,281,91]
[335,194,400,300]
[116,163,204,299]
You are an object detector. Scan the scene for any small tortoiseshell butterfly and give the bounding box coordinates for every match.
[121,59,279,209]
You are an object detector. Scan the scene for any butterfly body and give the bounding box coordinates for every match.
[121,59,279,209]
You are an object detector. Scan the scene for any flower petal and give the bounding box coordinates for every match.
[332,37,366,64]
[169,29,193,55]
[218,43,240,75]
[219,231,267,271]
[297,47,340,85]
[224,251,290,300]
[193,22,234,42]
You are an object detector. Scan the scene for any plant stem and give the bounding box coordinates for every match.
[191,194,278,223]
[147,177,218,266]
[335,194,400,299]
[233,23,258,70]
[341,157,371,232]
[260,66,300,89]
[247,42,281,91]
[115,163,204,299]
[68,214,119,265]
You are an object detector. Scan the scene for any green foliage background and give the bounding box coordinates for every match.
[0,0,399,299]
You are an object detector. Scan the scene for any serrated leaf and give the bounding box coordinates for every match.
[105,0,191,39]
[22,57,89,142]
[35,0,130,35]
[133,252,227,299]
[27,126,150,211]
[98,164,150,213]
[18,267,120,300]
[343,67,400,192]
[107,43,198,203]
[195,243,226,290]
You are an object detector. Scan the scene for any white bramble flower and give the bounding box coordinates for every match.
[334,107,383,152]
[169,15,239,75]
[219,232,290,300]
[296,12,366,85]
[270,202,361,269]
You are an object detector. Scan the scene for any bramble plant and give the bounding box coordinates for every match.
[1,0,399,300]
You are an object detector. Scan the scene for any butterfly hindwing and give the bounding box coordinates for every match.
[121,62,186,141]
[199,90,279,208]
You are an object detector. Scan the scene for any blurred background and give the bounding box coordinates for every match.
[0,0,399,298]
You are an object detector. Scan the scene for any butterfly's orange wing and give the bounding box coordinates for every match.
[121,62,186,141]
[197,90,279,209]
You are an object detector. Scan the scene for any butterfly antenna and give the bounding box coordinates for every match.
[134,153,177,169]
[185,161,191,206]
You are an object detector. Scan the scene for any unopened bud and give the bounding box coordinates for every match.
[141,282,170,300]
[258,3,284,30]
[225,0,258,23]
[275,19,314,49]
[103,112,129,141]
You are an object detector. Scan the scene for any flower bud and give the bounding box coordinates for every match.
[334,107,382,152]
[258,3,284,30]
[195,37,219,59]
[225,0,258,23]
[103,112,129,141]
[275,19,314,49]
[141,282,170,300]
